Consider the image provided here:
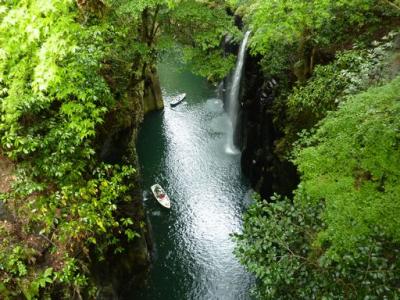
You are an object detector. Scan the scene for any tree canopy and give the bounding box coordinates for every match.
[0,0,237,298]
[236,75,400,299]
[233,0,400,298]
[232,0,400,76]
[1,0,399,298]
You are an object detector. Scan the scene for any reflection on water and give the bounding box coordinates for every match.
[130,60,253,300]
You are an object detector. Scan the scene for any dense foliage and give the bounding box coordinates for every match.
[233,0,400,298]
[107,0,238,82]
[0,1,139,298]
[279,36,398,155]
[234,0,399,77]
[236,77,400,299]
[295,76,400,255]
[1,0,399,298]
[0,0,237,298]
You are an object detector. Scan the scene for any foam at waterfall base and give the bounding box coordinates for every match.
[225,144,240,155]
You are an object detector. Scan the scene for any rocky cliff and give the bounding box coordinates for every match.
[239,54,299,199]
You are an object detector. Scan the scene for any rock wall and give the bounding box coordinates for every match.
[239,54,299,199]
[143,66,164,114]
[221,34,298,200]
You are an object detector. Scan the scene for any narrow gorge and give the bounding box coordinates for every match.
[1,1,399,299]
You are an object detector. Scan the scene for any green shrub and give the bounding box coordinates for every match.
[235,76,400,299]
[0,1,138,297]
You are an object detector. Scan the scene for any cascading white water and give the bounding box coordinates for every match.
[225,31,251,154]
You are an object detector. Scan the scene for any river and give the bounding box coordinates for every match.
[130,58,253,299]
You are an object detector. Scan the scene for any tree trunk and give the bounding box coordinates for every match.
[140,7,164,113]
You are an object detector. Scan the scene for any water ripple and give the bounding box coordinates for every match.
[131,62,253,300]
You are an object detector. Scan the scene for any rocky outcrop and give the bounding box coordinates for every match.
[239,54,299,199]
[143,66,164,114]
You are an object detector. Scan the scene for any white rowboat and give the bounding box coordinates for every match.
[151,184,171,209]
[170,93,186,107]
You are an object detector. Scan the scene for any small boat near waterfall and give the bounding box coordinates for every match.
[170,93,186,107]
[151,184,171,208]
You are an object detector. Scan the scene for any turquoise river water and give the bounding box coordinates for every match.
[130,59,253,300]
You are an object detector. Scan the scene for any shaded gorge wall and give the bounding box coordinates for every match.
[240,54,299,199]
[93,70,163,297]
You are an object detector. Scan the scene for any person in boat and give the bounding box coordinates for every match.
[155,186,166,199]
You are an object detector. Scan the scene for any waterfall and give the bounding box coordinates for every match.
[225,31,251,154]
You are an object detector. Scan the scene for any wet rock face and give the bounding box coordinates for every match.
[240,54,299,199]
[143,66,164,114]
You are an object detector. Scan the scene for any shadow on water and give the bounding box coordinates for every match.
[126,58,254,300]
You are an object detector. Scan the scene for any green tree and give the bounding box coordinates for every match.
[235,76,400,299]
[0,0,237,297]
[231,0,399,78]
[274,35,398,157]
[0,1,139,297]
[295,76,400,255]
